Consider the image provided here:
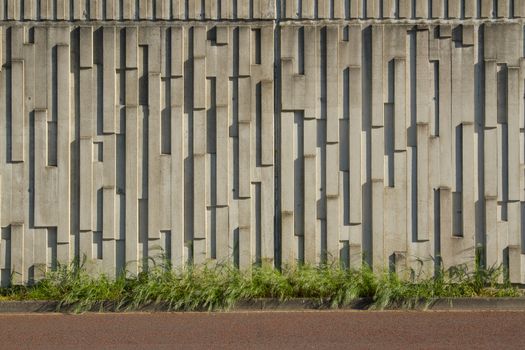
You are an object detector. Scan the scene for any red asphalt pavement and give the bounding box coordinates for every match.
[0,311,523,349]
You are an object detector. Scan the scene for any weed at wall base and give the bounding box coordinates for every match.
[0,257,520,313]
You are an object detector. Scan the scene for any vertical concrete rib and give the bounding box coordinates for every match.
[79,28,94,248]
[56,40,71,261]
[11,60,24,163]
[125,27,139,274]
[1,8,525,282]
[192,26,207,263]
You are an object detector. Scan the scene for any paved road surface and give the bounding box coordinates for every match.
[0,311,523,349]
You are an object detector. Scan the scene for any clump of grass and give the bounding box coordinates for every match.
[0,256,520,313]
[127,262,246,311]
[282,264,377,307]
[373,261,521,309]
[0,258,129,312]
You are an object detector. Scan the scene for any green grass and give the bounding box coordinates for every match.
[0,258,520,312]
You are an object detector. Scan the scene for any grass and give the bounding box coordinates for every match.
[0,257,520,312]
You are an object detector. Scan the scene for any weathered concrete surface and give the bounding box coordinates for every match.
[1,3,525,284]
[1,311,525,349]
[1,0,524,21]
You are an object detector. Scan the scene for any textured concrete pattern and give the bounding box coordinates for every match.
[283,0,525,19]
[1,2,525,285]
[0,0,277,20]
[0,0,524,21]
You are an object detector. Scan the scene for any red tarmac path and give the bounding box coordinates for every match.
[0,311,524,349]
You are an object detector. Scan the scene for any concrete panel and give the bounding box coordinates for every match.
[260,167,274,263]
[371,25,383,127]
[103,27,116,134]
[438,36,452,188]
[125,106,139,275]
[481,0,493,17]
[56,44,70,248]
[415,0,428,18]
[349,66,362,224]
[238,198,252,268]
[304,151,317,263]
[382,0,394,18]
[372,180,384,271]
[350,0,361,18]
[448,0,460,18]
[464,0,476,18]
[416,29,430,125]
[394,58,406,151]
[11,60,24,162]
[498,0,509,18]
[238,120,252,199]
[79,138,93,232]
[4,0,525,20]
[515,0,525,17]
[148,73,162,240]
[326,26,340,143]
[484,128,498,199]
[171,103,185,266]
[216,105,229,206]
[417,124,429,242]
[0,20,522,282]
[507,67,520,201]
[33,110,57,227]
[261,81,274,165]
[485,60,497,128]
[432,0,443,18]
[399,0,411,18]
[462,122,475,249]
[317,0,330,18]
[10,224,24,284]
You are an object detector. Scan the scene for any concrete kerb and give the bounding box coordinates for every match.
[2,298,525,313]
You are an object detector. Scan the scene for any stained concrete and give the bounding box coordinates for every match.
[1,1,525,284]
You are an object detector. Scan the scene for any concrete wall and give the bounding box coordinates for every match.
[1,0,525,284]
[0,0,524,20]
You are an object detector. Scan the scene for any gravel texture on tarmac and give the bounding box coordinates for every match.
[0,311,524,349]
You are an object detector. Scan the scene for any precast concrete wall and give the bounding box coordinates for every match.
[1,0,525,285]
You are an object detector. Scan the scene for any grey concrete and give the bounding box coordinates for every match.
[1,3,525,285]
[2,1,525,21]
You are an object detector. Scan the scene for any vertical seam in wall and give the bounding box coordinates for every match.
[274,0,281,268]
